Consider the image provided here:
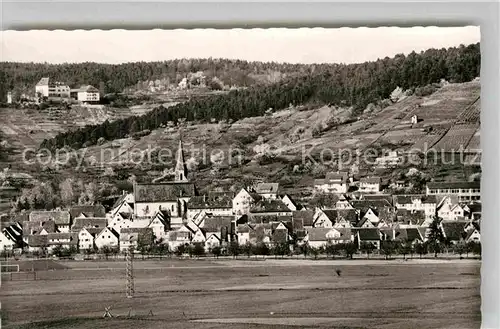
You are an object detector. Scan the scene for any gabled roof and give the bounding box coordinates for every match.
[353,228,380,240]
[3,223,23,242]
[188,194,232,209]
[307,228,331,242]
[465,228,480,241]
[201,216,232,233]
[134,182,196,202]
[441,221,467,241]
[69,205,106,219]
[271,228,288,243]
[350,200,392,213]
[362,194,393,205]
[36,77,49,86]
[406,227,424,242]
[76,85,99,93]
[315,172,349,185]
[292,210,315,227]
[250,199,291,213]
[81,227,102,236]
[360,176,381,184]
[393,194,437,205]
[97,227,120,239]
[29,211,71,225]
[427,181,480,190]
[71,217,107,232]
[236,224,254,233]
[337,209,359,225]
[23,220,57,236]
[254,182,279,194]
[28,234,48,247]
[322,210,338,221]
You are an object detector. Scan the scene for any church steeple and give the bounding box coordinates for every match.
[174,137,188,182]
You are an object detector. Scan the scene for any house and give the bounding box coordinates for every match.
[335,194,353,209]
[109,192,135,219]
[392,194,437,220]
[254,182,279,200]
[437,196,465,221]
[27,234,48,253]
[119,227,154,252]
[186,194,233,219]
[0,230,16,251]
[46,232,78,252]
[313,209,338,228]
[205,233,222,250]
[71,85,100,102]
[108,212,134,233]
[306,227,352,248]
[2,222,23,249]
[69,204,106,221]
[395,209,426,227]
[249,199,293,224]
[235,224,254,245]
[147,210,170,241]
[78,227,102,251]
[23,219,56,245]
[463,203,481,220]
[233,188,261,216]
[465,223,480,243]
[70,216,107,232]
[375,151,401,168]
[271,222,292,245]
[197,215,233,242]
[440,220,468,244]
[334,209,358,228]
[359,177,381,193]
[35,77,70,98]
[281,194,300,211]
[292,210,315,229]
[29,211,71,233]
[167,225,193,250]
[94,227,120,250]
[314,172,350,194]
[353,228,381,249]
[426,181,480,202]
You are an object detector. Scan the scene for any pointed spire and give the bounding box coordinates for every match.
[174,134,188,182]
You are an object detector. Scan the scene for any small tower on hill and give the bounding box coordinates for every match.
[174,138,188,182]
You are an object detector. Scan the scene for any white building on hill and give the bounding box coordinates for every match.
[35,77,70,98]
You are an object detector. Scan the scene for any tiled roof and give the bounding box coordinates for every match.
[360,177,381,184]
[441,221,467,241]
[362,194,393,204]
[427,181,480,190]
[23,220,56,236]
[307,228,331,242]
[134,182,196,202]
[353,228,380,240]
[188,195,232,209]
[292,210,315,227]
[201,216,232,233]
[27,234,48,247]
[351,200,392,213]
[82,227,103,236]
[337,209,359,225]
[396,209,426,225]
[29,211,71,225]
[36,77,49,86]
[250,199,291,213]
[71,217,107,232]
[325,172,349,182]
[69,205,106,219]
[406,227,424,242]
[254,183,279,194]
[271,228,288,243]
[236,224,254,233]
[393,194,437,205]
[47,232,79,245]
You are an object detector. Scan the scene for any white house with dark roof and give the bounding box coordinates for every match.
[46,232,78,252]
[95,227,120,250]
[314,172,350,194]
[233,188,261,216]
[35,77,70,98]
[281,194,299,211]
[78,227,102,251]
[186,194,233,219]
[236,224,254,245]
[305,227,352,248]
[359,176,381,193]
[70,85,100,102]
[437,196,465,221]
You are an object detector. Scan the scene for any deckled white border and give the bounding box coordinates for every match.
[1,1,499,328]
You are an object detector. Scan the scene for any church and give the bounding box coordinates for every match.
[133,139,197,228]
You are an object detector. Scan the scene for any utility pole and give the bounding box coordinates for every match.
[126,241,134,298]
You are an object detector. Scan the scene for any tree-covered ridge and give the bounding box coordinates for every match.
[38,43,479,151]
[0,58,320,95]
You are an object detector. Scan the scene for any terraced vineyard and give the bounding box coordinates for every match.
[464,128,481,152]
[456,98,481,124]
[432,124,478,152]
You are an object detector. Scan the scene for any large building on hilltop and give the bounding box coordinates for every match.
[35,77,70,98]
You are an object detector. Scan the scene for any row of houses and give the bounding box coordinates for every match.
[0,139,481,253]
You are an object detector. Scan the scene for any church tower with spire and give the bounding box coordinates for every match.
[174,138,188,182]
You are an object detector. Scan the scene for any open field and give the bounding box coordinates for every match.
[0,259,481,329]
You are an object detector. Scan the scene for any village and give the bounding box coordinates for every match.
[0,137,482,260]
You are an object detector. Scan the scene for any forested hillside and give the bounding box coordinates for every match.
[33,43,480,150]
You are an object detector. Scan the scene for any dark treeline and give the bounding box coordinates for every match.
[37,43,480,151]
[0,58,318,95]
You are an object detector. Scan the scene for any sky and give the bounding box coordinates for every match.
[0,26,480,65]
